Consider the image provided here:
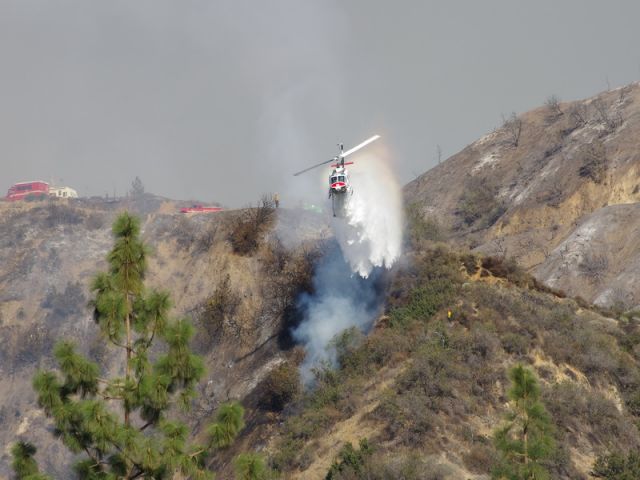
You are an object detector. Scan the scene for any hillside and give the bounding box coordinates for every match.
[225,242,640,479]
[5,84,640,480]
[3,195,640,479]
[0,197,327,478]
[405,82,640,307]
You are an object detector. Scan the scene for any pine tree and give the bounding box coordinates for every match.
[11,442,48,480]
[233,453,269,480]
[492,365,555,480]
[12,212,244,479]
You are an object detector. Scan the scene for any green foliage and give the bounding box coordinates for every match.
[544,382,639,450]
[13,212,245,479]
[492,365,555,480]
[325,438,373,480]
[208,403,246,449]
[11,442,49,480]
[405,202,444,248]
[388,247,461,328]
[592,451,640,479]
[270,246,640,478]
[390,283,452,328]
[373,324,490,446]
[234,453,271,480]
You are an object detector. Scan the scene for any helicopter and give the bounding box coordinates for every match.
[293,134,380,217]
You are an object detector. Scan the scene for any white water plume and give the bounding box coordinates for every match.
[292,150,403,383]
[332,152,403,277]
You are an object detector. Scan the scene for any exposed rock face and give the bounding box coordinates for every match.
[405,82,640,306]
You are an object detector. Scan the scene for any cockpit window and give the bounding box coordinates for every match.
[338,176,345,182]
[330,176,337,183]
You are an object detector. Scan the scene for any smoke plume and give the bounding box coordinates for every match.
[292,245,385,383]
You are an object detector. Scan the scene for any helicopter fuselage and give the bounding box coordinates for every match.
[292,134,380,217]
[329,167,351,195]
[329,167,352,217]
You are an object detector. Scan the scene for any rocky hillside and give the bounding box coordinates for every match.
[222,243,640,479]
[0,197,327,478]
[6,84,640,480]
[405,82,640,307]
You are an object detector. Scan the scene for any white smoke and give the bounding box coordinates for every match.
[292,247,384,383]
[332,151,403,277]
[292,150,403,383]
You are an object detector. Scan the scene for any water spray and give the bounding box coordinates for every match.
[290,143,403,383]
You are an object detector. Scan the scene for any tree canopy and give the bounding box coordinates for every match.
[12,212,244,479]
[493,365,555,480]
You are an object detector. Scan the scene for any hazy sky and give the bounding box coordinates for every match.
[2,0,640,206]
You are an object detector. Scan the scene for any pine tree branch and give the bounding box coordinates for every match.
[110,440,145,479]
[107,339,129,350]
[98,394,123,401]
[83,446,100,466]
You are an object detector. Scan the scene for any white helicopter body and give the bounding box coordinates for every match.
[294,135,380,217]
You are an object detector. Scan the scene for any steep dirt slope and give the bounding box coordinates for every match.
[230,247,640,480]
[405,82,640,305]
[0,198,327,478]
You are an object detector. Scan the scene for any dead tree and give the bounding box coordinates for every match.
[578,140,607,184]
[578,251,609,285]
[545,95,563,121]
[568,103,588,129]
[502,112,523,147]
[593,98,622,133]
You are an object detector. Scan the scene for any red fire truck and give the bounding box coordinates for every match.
[179,205,223,214]
[6,181,50,201]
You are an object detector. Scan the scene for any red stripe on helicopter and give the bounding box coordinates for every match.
[331,182,346,188]
[330,162,354,168]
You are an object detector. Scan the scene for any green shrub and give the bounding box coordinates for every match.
[592,451,640,479]
[544,382,640,449]
[326,438,373,479]
[405,203,444,248]
[338,328,411,376]
[389,281,455,328]
[270,437,306,471]
[234,452,271,480]
[500,332,532,356]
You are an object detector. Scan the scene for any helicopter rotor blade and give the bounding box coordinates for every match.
[293,156,338,176]
[341,134,380,158]
[292,134,381,176]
